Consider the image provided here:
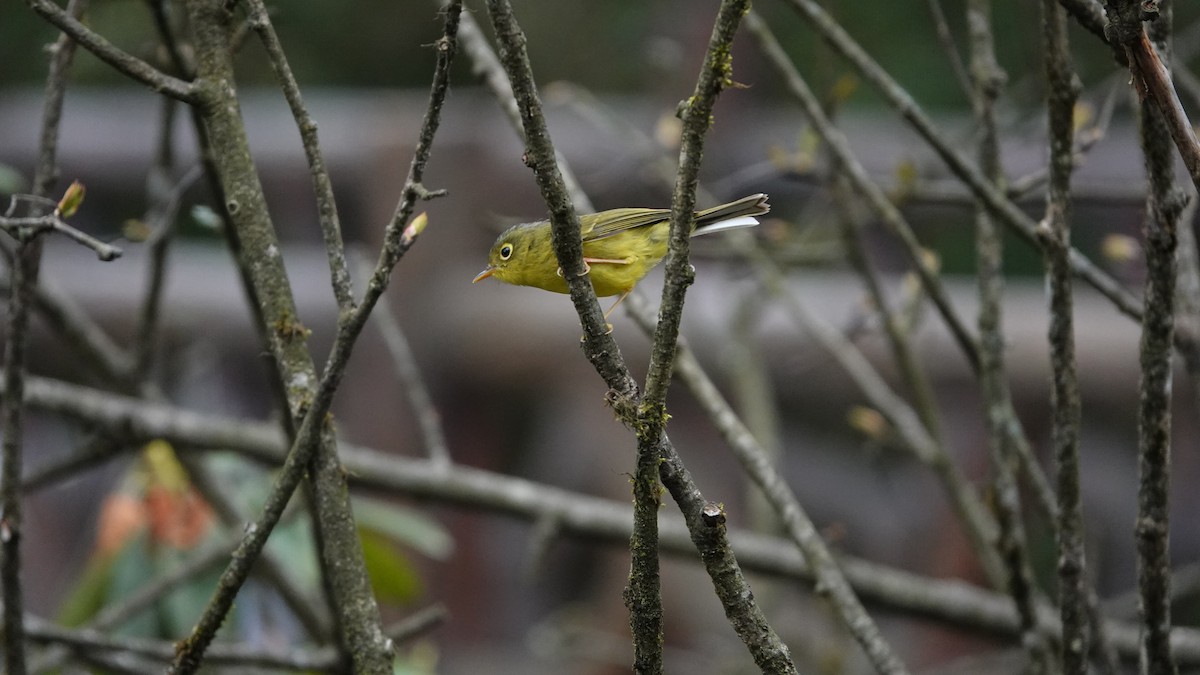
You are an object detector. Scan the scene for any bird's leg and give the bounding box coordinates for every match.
[559,257,633,278]
[603,290,632,321]
[584,256,635,266]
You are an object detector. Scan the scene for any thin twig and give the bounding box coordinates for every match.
[245,0,354,310]
[779,0,1144,325]
[479,1,664,669]
[132,158,201,384]
[748,9,1012,592]
[1108,3,1200,196]
[27,542,229,674]
[0,254,133,385]
[0,213,122,261]
[23,614,344,671]
[925,0,974,104]
[23,0,197,103]
[1007,81,1120,201]
[383,604,449,646]
[745,9,981,374]
[354,253,452,467]
[479,0,627,384]
[176,453,331,641]
[831,171,944,455]
[741,245,1011,589]
[2,3,88,671]
[626,292,910,675]
[761,0,1113,563]
[637,2,755,670]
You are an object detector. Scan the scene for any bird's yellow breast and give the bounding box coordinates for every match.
[580,227,669,296]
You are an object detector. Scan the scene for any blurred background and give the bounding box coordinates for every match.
[4,0,1200,672]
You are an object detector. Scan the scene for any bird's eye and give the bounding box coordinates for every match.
[499,243,514,260]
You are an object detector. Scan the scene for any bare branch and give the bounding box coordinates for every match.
[779,0,1144,324]
[2,4,89,671]
[967,1,1051,670]
[20,372,1200,664]
[0,211,121,261]
[245,0,354,310]
[1040,2,1099,673]
[1109,2,1188,673]
[167,0,462,669]
[24,0,198,104]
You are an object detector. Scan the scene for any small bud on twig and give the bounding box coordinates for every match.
[401,212,429,246]
[56,180,85,218]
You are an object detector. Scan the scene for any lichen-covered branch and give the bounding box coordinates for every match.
[1108,2,1188,672]
[476,2,795,670]
[478,2,660,669]
[480,0,632,392]
[1040,2,1094,673]
[967,1,1050,671]
[171,1,461,671]
[634,2,751,670]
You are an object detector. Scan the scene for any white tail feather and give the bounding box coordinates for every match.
[692,215,759,236]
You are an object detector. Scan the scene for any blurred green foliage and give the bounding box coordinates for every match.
[5,1,1198,110]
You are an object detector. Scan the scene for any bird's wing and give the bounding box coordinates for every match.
[581,208,671,242]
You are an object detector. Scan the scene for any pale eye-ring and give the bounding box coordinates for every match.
[499,243,514,260]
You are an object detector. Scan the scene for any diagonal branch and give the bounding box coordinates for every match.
[171,2,460,671]
[245,0,354,310]
[24,0,197,104]
[476,2,796,671]
[779,0,1144,325]
[1108,3,1200,196]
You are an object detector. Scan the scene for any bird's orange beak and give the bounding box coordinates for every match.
[472,266,495,283]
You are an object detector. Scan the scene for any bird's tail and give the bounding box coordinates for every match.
[693,193,770,236]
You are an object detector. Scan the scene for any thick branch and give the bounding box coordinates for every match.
[21,373,1200,663]
[968,1,1050,671]
[166,0,464,669]
[1040,2,1096,673]
[1110,3,1187,674]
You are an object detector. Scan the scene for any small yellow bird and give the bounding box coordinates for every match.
[473,193,769,318]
